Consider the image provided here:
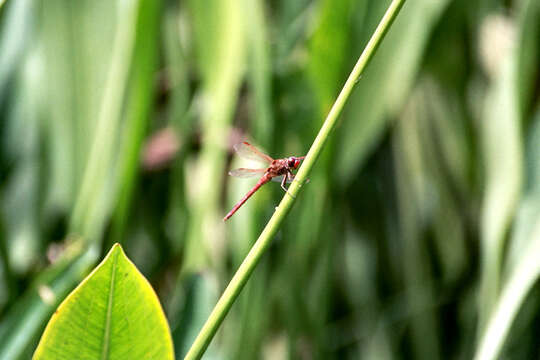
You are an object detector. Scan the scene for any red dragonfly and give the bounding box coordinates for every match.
[224,142,305,221]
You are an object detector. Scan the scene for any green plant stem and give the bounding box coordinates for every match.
[184,1,406,358]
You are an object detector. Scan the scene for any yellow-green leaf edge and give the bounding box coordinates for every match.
[33,244,174,360]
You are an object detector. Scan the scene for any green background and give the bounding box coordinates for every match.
[0,0,539,359]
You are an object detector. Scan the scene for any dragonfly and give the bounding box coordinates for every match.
[223,142,305,221]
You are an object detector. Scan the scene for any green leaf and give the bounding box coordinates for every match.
[0,0,34,101]
[183,0,245,273]
[337,0,451,184]
[477,14,524,332]
[308,0,354,113]
[516,0,540,118]
[33,244,173,360]
[170,273,220,359]
[475,107,540,360]
[109,0,162,246]
[69,0,140,242]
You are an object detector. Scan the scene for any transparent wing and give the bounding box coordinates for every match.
[233,142,273,164]
[229,168,265,178]
[271,174,310,184]
[271,174,294,184]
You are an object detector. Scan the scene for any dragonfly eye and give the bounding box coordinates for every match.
[288,157,301,168]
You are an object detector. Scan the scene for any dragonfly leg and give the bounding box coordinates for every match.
[280,174,288,192]
[281,172,296,198]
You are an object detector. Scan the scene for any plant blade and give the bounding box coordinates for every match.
[33,244,174,360]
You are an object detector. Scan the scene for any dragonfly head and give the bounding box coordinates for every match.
[287,157,302,169]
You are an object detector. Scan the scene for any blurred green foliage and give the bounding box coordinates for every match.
[0,0,538,359]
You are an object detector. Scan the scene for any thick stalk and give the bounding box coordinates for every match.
[184,1,406,358]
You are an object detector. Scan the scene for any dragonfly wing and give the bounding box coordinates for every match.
[234,142,273,164]
[229,168,265,178]
[271,174,294,184]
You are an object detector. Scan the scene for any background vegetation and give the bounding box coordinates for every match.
[0,0,538,359]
